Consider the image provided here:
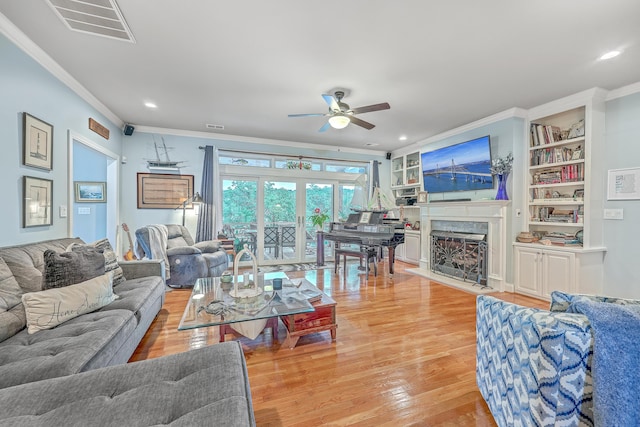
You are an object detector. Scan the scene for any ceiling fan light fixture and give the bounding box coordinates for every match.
[328,115,350,129]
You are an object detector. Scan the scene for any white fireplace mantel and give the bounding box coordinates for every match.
[409,200,510,293]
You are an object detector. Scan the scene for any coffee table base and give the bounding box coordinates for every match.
[280,298,337,349]
[219,317,279,343]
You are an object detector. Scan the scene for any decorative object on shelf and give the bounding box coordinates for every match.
[309,207,330,231]
[495,173,509,200]
[23,113,53,171]
[231,244,262,302]
[417,191,428,203]
[516,232,538,243]
[412,221,421,231]
[75,181,106,203]
[491,153,513,200]
[23,176,53,228]
[567,119,585,139]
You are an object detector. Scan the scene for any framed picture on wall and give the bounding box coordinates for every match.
[23,113,53,170]
[75,181,106,202]
[23,176,53,227]
[137,173,194,209]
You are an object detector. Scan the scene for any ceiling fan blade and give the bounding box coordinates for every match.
[288,113,327,118]
[318,121,331,132]
[351,102,390,115]
[322,94,341,112]
[349,116,375,130]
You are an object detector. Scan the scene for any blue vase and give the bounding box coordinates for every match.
[495,173,509,200]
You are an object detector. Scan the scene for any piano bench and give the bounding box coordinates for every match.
[334,247,378,277]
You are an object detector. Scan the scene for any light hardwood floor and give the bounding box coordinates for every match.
[131,261,547,426]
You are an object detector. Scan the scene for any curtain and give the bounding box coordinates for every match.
[196,146,215,242]
[370,160,380,197]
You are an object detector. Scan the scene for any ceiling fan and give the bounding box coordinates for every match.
[288,90,390,132]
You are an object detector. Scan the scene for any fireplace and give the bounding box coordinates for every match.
[430,221,488,286]
[409,200,509,293]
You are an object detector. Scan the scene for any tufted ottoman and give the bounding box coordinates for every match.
[0,342,255,426]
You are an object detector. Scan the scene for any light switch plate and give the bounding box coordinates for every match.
[604,208,623,220]
[59,205,67,218]
[78,207,91,215]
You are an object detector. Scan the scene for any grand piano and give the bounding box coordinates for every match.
[319,211,405,274]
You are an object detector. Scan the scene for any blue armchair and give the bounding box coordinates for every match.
[135,224,228,288]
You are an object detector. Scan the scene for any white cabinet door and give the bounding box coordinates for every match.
[404,233,420,264]
[395,243,405,261]
[542,249,575,296]
[514,246,542,296]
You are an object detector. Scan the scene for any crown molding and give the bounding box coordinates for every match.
[0,12,123,128]
[393,107,528,156]
[134,125,387,157]
[606,81,640,101]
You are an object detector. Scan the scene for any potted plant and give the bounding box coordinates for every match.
[309,208,330,231]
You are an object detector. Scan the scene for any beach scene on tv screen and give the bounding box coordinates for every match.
[421,136,493,193]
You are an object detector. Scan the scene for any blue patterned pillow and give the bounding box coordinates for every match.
[550,291,640,312]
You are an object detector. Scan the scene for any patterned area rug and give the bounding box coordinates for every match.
[253,263,332,273]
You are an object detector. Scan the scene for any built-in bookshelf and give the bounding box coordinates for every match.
[391,151,420,189]
[514,89,607,299]
[526,108,588,243]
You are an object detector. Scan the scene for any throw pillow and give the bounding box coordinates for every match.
[69,239,126,286]
[42,247,105,290]
[22,272,117,334]
[0,257,23,312]
[550,291,640,313]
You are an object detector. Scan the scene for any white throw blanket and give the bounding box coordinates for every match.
[135,224,170,280]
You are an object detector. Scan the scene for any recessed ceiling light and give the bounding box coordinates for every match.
[399,135,407,141]
[599,50,621,61]
[144,102,158,109]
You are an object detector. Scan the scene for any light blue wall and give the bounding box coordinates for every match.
[120,131,388,237]
[0,33,123,246]
[418,116,527,283]
[603,92,640,297]
[72,142,108,242]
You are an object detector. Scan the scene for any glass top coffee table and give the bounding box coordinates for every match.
[178,272,319,342]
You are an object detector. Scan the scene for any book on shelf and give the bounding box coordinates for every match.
[541,231,581,246]
[530,123,563,146]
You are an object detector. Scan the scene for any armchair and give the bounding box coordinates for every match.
[135,224,228,288]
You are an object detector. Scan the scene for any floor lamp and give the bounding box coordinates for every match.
[177,192,203,226]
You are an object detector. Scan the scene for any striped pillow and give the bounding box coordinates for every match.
[68,239,125,286]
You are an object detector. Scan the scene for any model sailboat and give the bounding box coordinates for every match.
[147,137,185,170]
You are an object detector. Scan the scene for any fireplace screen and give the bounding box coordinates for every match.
[430,230,488,286]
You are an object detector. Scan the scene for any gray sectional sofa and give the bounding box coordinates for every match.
[0,237,255,426]
[0,237,166,388]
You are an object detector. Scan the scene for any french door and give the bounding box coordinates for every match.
[259,179,336,265]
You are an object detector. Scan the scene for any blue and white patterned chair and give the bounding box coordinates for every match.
[476,295,594,427]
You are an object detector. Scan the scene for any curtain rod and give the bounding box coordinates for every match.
[198,146,380,164]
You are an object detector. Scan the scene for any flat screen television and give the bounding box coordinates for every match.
[420,135,493,193]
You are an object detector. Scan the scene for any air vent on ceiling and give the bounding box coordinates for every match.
[206,124,225,130]
[46,0,135,43]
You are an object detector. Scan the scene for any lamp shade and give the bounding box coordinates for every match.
[328,114,350,129]
[192,192,203,204]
